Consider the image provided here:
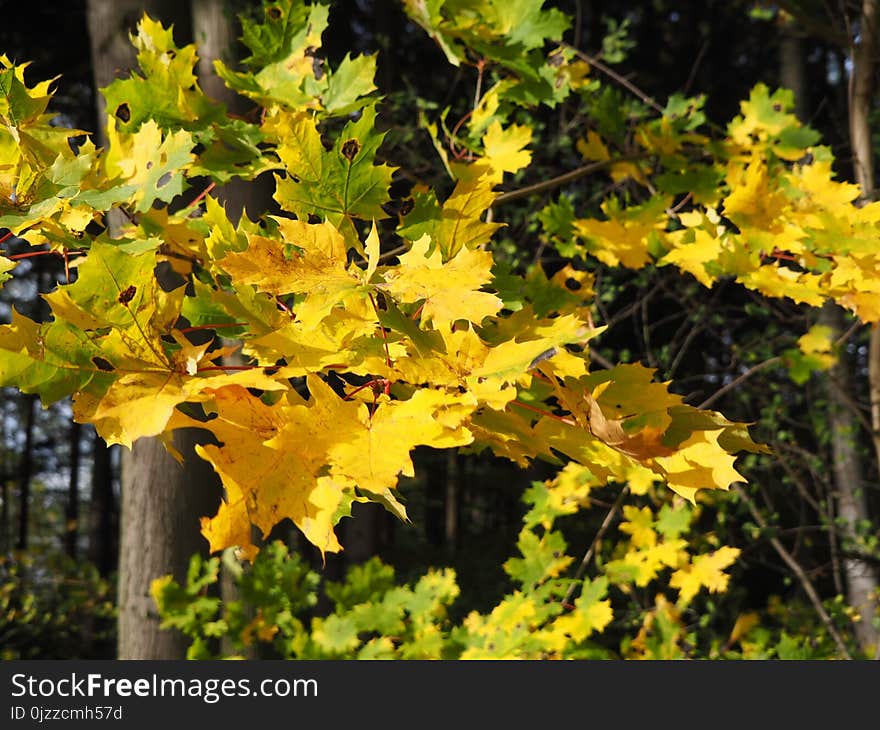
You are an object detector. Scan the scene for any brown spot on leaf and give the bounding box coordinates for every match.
[266,5,281,19]
[118,285,137,304]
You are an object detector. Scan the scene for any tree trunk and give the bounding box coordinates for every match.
[820,302,878,653]
[16,393,36,551]
[64,420,82,560]
[845,0,880,655]
[779,24,808,120]
[1,479,8,555]
[87,0,219,659]
[117,429,221,659]
[190,0,266,658]
[88,431,117,577]
[784,4,880,656]
[192,0,272,225]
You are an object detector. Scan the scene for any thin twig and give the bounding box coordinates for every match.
[589,350,614,370]
[683,39,710,96]
[772,446,822,513]
[493,155,646,206]
[734,485,852,659]
[834,316,862,347]
[696,357,781,410]
[562,43,665,113]
[378,243,409,262]
[562,486,629,607]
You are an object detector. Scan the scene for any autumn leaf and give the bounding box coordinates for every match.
[399,172,501,259]
[104,120,195,212]
[669,546,741,605]
[540,577,612,650]
[220,218,367,329]
[380,234,502,329]
[481,120,532,182]
[272,105,395,250]
[190,384,350,559]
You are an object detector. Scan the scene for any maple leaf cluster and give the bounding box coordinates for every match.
[0,1,769,562]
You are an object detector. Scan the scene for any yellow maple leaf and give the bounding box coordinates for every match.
[669,545,741,605]
[426,171,501,258]
[460,591,550,659]
[612,538,688,588]
[75,368,289,449]
[542,577,612,650]
[576,130,610,162]
[381,234,502,329]
[723,158,788,231]
[739,264,825,307]
[543,462,596,521]
[662,227,724,287]
[363,219,381,283]
[792,159,860,213]
[796,323,836,369]
[549,264,594,304]
[394,326,488,384]
[653,429,746,502]
[220,219,368,330]
[320,380,476,500]
[481,120,532,182]
[473,312,594,389]
[193,384,350,559]
[619,505,657,549]
[573,197,667,269]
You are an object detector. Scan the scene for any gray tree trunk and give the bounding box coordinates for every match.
[117,430,220,659]
[191,0,261,658]
[783,7,879,656]
[87,0,223,659]
[88,431,117,577]
[843,0,880,655]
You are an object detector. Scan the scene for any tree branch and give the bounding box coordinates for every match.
[562,486,629,607]
[734,485,853,659]
[696,356,781,410]
[493,155,646,206]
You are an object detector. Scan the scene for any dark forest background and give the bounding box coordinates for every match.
[1,0,878,659]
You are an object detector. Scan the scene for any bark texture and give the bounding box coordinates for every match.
[845,0,880,655]
[117,430,220,659]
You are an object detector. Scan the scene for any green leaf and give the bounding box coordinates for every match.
[321,53,378,115]
[273,104,395,249]
[503,528,571,587]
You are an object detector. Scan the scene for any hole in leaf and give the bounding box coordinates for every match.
[91,356,114,372]
[156,172,173,188]
[115,103,131,123]
[341,139,361,162]
[266,5,282,19]
[312,56,324,80]
[155,262,186,292]
[67,134,87,155]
